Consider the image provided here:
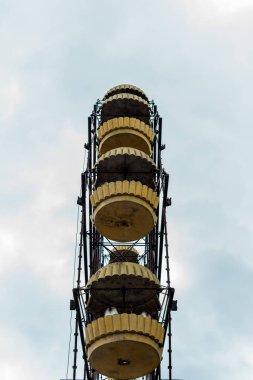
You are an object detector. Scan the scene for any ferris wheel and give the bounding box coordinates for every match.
[66,85,178,380]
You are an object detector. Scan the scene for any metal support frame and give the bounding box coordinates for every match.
[69,99,177,380]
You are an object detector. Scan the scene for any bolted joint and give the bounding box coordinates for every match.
[70,299,76,310]
[166,197,172,207]
[77,196,83,206]
[172,300,178,311]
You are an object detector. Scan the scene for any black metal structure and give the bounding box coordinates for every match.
[69,95,177,380]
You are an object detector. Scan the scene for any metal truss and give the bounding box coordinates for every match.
[69,100,177,380]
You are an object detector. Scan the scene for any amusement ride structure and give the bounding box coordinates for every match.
[67,84,177,380]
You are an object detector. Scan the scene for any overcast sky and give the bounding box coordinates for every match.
[1,1,253,379]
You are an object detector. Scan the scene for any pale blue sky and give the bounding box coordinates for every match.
[1,1,253,379]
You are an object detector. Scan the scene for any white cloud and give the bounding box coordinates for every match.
[0,77,25,122]
[0,325,65,380]
[212,0,253,12]
[0,125,84,296]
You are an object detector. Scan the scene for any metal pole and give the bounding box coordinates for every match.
[88,116,92,278]
[72,314,78,380]
[153,108,157,166]
[158,117,162,171]
[157,173,169,281]
[73,289,91,380]
[81,173,89,299]
[93,109,97,168]
[168,313,172,380]
[72,207,84,380]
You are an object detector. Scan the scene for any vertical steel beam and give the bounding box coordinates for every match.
[158,117,162,171]
[73,288,91,380]
[157,173,169,281]
[72,314,78,380]
[88,117,92,279]
[81,173,88,286]
[72,207,84,380]
[93,106,97,168]
[168,314,172,380]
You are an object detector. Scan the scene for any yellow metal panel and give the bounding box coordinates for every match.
[86,314,164,350]
[112,314,121,332]
[137,315,144,333]
[115,180,122,194]
[108,181,115,196]
[86,262,160,288]
[104,84,148,100]
[90,194,95,207]
[121,313,130,331]
[97,186,103,202]
[122,180,129,193]
[129,313,137,331]
[147,187,153,204]
[86,323,93,345]
[129,180,136,195]
[98,317,106,337]
[157,323,164,345]
[92,319,99,340]
[99,128,152,156]
[112,118,118,128]
[151,318,158,339]
[142,185,148,200]
[112,263,118,276]
[124,116,130,126]
[99,117,154,143]
[105,315,113,334]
